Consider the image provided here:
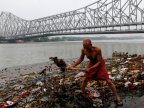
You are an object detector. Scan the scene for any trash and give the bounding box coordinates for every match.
[22,90,30,98]
[124,81,132,87]
[25,102,37,108]
[133,82,141,86]
[40,96,48,102]
[12,96,21,102]
[0,52,144,108]
[93,98,103,107]
[43,88,47,92]
[13,84,24,90]
[1,101,17,108]
[87,87,100,98]
[6,101,16,106]
[74,72,85,78]
[75,90,82,93]
[59,79,64,85]
[31,87,41,94]
[36,81,44,86]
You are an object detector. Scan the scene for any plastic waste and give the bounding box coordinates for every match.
[31,87,41,94]
[93,98,103,107]
[1,101,16,108]
[22,90,30,98]
[13,84,24,90]
[88,87,100,98]
[36,81,44,86]
[12,96,21,102]
[59,79,64,85]
[74,72,84,78]
[133,82,141,86]
[1,52,144,108]
[40,96,48,102]
[125,81,132,87]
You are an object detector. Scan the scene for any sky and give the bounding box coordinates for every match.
[0,0,144,37]
[0,0,96,20]
[0,0,144,20]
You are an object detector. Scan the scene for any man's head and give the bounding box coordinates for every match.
[83,39,92,51]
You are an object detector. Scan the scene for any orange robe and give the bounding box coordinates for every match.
[84,60,109,80]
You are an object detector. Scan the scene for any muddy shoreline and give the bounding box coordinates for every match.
[0,52,144,107]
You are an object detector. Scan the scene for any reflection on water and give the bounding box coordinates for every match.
[0,40,144,69]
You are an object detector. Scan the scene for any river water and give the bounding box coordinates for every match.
[0,39,144,69]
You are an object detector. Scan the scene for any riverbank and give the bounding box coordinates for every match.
[0,62,50,83]
[0,52,144,107]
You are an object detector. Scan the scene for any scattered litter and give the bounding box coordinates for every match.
[0,52,144,108]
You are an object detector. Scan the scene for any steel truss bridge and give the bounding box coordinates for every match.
[0,0,144,41]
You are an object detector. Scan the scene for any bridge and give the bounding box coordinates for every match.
[0,0,144,41]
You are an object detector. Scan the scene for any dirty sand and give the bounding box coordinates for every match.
[0,62,51,83]
[0,59,144,108]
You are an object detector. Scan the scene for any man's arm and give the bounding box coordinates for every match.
[71,49,85,68]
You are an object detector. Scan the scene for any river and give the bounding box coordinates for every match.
[0,39,144,69]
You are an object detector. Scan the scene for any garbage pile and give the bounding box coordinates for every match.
[0,52,144,108]
[0,69,106,108]
[107,52,144,96]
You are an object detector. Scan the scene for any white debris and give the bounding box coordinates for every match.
[36,81,44,86]
[74,72,85,78]
[125,81,132,87]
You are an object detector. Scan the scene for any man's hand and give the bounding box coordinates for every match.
[67,64,74,70]
[85,68,91,73]
[66,64,81,71]
[66,64,75,71]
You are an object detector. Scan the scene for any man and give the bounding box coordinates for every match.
[68,39,123,106]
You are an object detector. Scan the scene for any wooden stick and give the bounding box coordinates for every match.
[67,67,85,71]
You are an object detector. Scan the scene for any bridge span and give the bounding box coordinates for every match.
[0,0,144,41]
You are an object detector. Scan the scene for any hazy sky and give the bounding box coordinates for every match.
[0,0,144,37]
[0,0,144,20]
[0,0,96,20]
